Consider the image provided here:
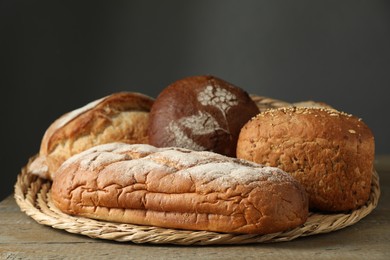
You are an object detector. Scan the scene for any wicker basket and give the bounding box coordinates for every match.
[14,158,380,245]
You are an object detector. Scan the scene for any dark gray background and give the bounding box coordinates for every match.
[1,0,389,201]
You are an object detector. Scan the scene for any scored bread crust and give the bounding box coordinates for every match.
[28,92,154,180]
[237,107,375,212]
[51,143,309,234]
[148,75,260,157]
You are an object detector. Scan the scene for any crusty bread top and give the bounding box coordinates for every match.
[40,92,153,155]
[250,95,292,112]
[52,143,309,234]
[29,92,154,179]
[292,100,334,109]
[250,95,334,112]
[57,142,298,187]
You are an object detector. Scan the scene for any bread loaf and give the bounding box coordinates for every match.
[28,92,154,180]
[237,107,375,212]
[250,95,334,112]
[148,75,259,157]
[250,95,292,112]
[293,100,334,109]
[51,143,309,234]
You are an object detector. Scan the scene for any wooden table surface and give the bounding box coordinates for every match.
[1,164,389,259]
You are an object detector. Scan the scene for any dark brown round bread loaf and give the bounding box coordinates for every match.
[148,75,259,157]
[236,107,375,212]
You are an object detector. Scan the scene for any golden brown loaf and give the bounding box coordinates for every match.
[148,75,259,157]
[237,107,375,212]
[28,92,154,180]
[51,143,309,234]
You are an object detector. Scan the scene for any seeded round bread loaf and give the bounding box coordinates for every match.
[51,143,309,234]
[28,92,154,180]
[148,75,259,157]
[236,107,375,212]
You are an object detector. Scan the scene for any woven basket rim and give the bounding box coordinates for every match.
[14,158,381,245]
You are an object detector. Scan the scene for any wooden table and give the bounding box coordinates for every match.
[1,167,389,259]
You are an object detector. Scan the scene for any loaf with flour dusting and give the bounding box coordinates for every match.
[51,143,309,234]
[28,92,154,180]
[250,95,334,112]
[148,75,259,157]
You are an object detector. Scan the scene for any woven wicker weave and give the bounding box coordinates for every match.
[14,158,380,245]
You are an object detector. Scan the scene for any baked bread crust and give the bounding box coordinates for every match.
[149,75,259,157]
[250,95,334,112]
[250,95,292,112]
[237,107,375,212]
[293,100,334,109]
[51,143,308,234]
[28,92,154,180]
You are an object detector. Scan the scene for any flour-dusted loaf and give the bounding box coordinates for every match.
[51,143,309,234]
[293,100,334,109]
[28,92,154,180]
[250,95,292,112]
[237,107,375,212]
[148,75,259,157]
[250,95,334,112]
